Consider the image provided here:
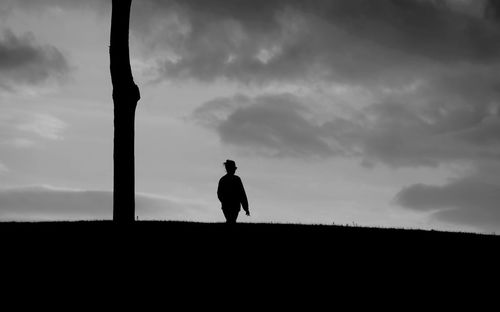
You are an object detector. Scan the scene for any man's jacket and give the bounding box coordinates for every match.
[217,174,249,212]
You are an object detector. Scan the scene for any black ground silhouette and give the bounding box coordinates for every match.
[1,221,497,304]
[2,220,497,267]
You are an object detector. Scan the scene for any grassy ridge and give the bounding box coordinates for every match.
[2,220,496,247]
[0,221,496,302]
[2,220,496,248]
[2,220,497,262]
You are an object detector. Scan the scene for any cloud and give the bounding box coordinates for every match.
[0,111,68,148]
[16,113,67,140]
[485,0,500,20]
[193,93,337,158]
[119,0,500,86]
[4,0,500,77]
[395,175,500,232]
[193,91,500,166]
[0,29,70,91]
[0,161,8,174]
[0,185,206,221]
[0,138,36,148]
[177,0,500,167]
[326,97,500,168]
[0,0,108,16]
[5,1,500,88]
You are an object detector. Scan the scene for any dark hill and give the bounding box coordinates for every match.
[1,221,497,304]
[2,220,497,260]
[2,220,497,253]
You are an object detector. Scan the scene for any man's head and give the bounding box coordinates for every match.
[224,159,237,175]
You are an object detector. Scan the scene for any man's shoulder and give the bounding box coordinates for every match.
[219,174,233,181]
[233,175,242,181]
[219,174,241,181]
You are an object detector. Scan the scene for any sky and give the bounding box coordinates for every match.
[1,0,500,234]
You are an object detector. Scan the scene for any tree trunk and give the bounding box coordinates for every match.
[110,0,140,223]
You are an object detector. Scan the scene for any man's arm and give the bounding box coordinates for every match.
[217,178,223,203]
[239,177,249,215]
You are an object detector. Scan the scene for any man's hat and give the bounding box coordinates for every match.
[224,159,237,169]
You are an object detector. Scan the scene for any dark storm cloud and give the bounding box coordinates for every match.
[193,94,336,158]
[126,0,500,85]
[0,185,197,221]
[5,0,499,85]
[194,92,500,166]
[0,29,70,91]
[485,0,500,20]
[327,97,500,168]
[395,177,500,231]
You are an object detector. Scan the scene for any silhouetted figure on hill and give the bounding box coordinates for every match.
[217,160,249,224]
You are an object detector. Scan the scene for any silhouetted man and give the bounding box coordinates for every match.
[217,160,249,224]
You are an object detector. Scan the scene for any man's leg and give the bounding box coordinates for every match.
[222,208,231,223]
[223,208,238,224]
[229,209,239,224]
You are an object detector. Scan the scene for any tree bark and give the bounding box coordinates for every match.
[110,0,140,223]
